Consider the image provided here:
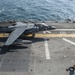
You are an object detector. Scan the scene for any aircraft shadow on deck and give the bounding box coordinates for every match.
[0,37,49,54]
[22,37,49,43]
[0,45,28,54]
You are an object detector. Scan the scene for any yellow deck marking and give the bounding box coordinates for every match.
[0,33,9,37]
[0,33,75,38]
[35,34,75,38]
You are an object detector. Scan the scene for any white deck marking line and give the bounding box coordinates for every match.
[43,31,50,59]
[46,31,51,34]
[44,38,50,59]
[0,59,4,68]
[63,38,75,45]
[43,31,46,34]
[43,31,51,34]
[54,29,75,31]
[60,32,66,34]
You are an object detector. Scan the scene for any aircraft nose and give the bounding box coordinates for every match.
[51,26,56,29]
[48,26,56,29]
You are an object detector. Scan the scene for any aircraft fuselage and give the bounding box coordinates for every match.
[0,22,56,36]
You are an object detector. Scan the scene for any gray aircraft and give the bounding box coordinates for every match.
[0,22,56,53]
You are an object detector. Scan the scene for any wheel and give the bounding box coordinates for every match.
[31,32,35,38]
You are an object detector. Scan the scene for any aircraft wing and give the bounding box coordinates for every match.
[4,26,26,46]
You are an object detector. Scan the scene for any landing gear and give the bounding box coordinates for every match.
[21,32,35,38]
[31,32,35,38]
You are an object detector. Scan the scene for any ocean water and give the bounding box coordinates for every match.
[0,0,75,21]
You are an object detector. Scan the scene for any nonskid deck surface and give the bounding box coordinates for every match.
[0,21,75,75]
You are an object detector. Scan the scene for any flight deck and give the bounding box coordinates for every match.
[0,21,75,75]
